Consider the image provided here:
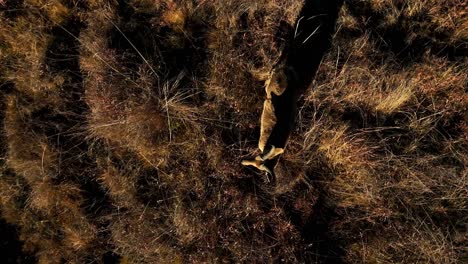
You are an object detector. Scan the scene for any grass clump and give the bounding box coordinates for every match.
[1,0,466,263]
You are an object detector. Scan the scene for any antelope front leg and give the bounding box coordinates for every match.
[241,156,273,175]
[261,146,284,161]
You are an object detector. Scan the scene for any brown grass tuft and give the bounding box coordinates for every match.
[1,0,466,262]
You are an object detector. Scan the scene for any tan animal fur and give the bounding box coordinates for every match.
[258,70,287,152]
[242,69,287,173]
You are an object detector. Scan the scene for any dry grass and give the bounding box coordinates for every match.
[1,0,466,263]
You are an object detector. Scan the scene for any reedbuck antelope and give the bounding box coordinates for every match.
[242,0,344,178]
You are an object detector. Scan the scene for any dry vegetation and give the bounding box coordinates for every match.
[0,0,466,263]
